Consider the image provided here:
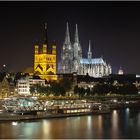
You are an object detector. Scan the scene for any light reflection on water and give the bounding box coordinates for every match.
[111,110,119,138]
[0,109,140,139]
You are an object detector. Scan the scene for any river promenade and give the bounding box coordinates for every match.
[0,112,97,121]
[0,98,140,122]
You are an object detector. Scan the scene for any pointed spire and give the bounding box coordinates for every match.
[75,24,79,43]
[64,22,71,44]
[88,40,91,52]
[88,40,92,59]
[44,22,48,44]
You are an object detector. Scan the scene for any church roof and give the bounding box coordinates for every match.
[80,58,105,64]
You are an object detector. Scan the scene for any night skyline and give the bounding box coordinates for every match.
[0,2,140,74]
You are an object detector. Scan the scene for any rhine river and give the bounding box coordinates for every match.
[0,108,140,139]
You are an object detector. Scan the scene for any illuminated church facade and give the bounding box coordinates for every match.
[59,23,112,77]
[34,23,57,81]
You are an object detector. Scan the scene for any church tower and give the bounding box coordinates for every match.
[73,24,82,73]
[88,40,92,59]
[42,23,47,54]
[34,23,57,81]
[61,22,73,73]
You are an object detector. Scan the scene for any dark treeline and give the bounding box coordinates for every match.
[30,78,138,97]
[30,78,72,96]
[74,83,138,98]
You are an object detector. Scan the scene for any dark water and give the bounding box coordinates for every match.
[0,108,140,139]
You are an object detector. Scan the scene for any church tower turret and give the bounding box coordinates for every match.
[73,24,82,73]
[88,40,92,59]
[75,24,79,43]
[64,22,71,45]
[52,40,56,55]
[34,41,39,54]
[42,23,47,54]
[73,24,82,58]
[60,22,73,73]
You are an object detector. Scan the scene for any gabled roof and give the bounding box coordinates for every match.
[80,58,105,64]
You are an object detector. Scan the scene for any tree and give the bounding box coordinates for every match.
[85,87,90,96]
[30,85,36,94]
[50,82,66,96]
[30,84,51,96]
[74,85,80,94]
[117,84,138,95]
[49,78,73,96]
[60,78,73,92]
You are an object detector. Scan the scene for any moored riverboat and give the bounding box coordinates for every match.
[0,103,111,121]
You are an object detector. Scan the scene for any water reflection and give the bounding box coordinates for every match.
[111,110,119,138]
[98,115,103,137]
[0,109,140,139]
[42,120,50,136]
[124,108,129,132]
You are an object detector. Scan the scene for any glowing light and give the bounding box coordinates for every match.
[3,64,6,67]
[12,122,18,126]
[113,110,117,115]
[126,107,130,113]
[113,99,117,103]
[126,101,129,104]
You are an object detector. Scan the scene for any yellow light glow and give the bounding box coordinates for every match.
[34,42,57,81]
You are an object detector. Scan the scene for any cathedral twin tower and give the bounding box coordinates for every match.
[34,23,112,81]
[59,22,112,77]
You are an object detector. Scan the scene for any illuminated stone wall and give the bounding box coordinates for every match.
[34,42,57,81]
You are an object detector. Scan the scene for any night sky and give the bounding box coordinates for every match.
[0,1,140,74]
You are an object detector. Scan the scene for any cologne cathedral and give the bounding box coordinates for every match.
[58,23,112,78]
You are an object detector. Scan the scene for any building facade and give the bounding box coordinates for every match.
[34,23,57,81]
[0,77,10,99]
[17,77,30,95]
[59,23,112,77]
[17,76,46,95]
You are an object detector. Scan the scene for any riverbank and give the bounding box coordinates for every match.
[0,102,139,122]
[0,96,140,122]
[0,111,105,122]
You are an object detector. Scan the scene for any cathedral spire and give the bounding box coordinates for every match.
[88,40,91,52]
[64,22,71,44]
[75,24,79,43]
[44,22,48,44]
[88,40,92,59]
[42,23,47,54]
